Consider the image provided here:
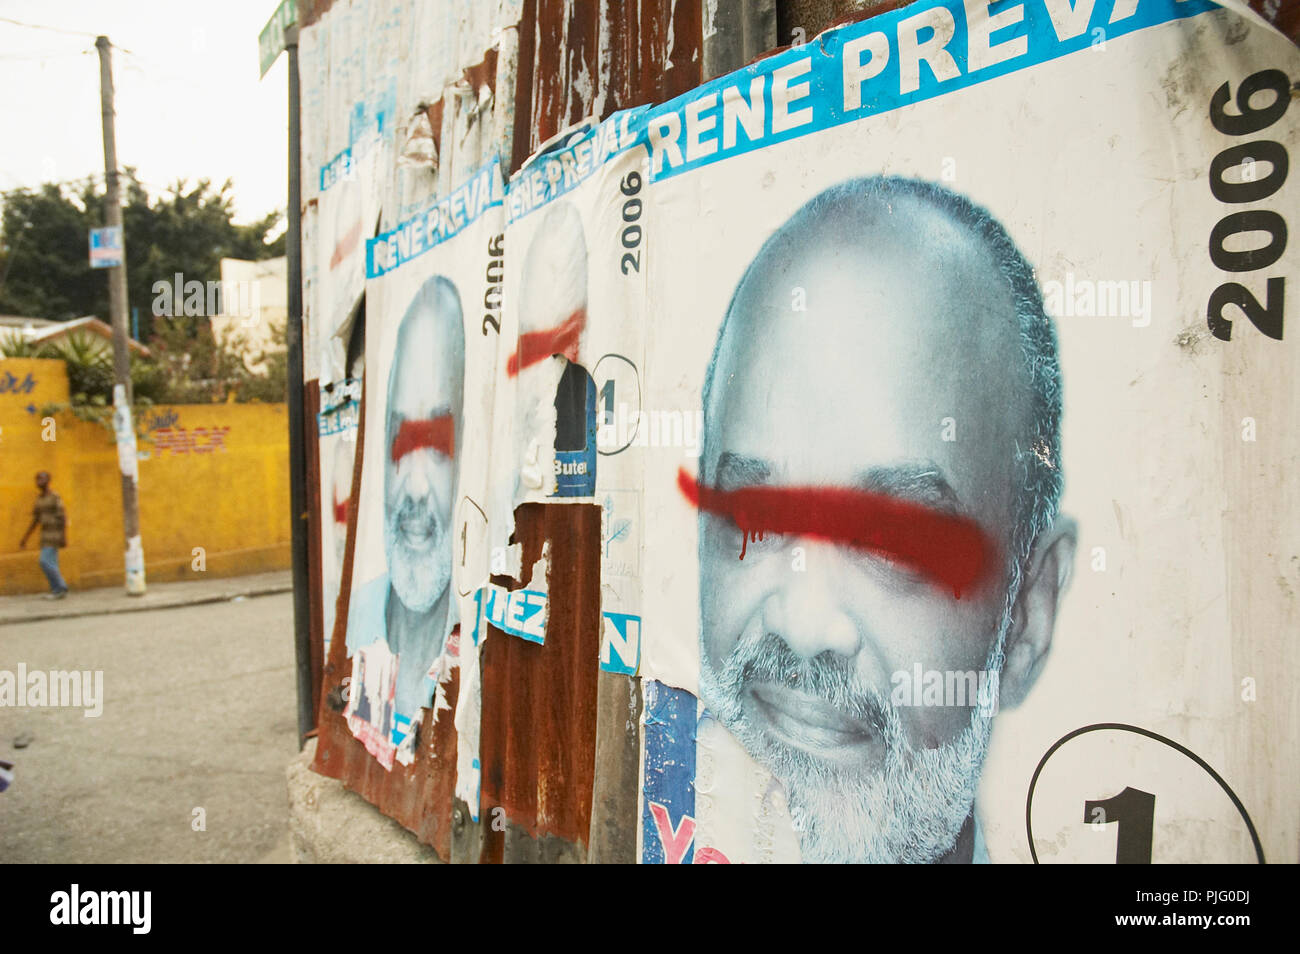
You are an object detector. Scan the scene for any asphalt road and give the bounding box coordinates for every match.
[0,591,297,863]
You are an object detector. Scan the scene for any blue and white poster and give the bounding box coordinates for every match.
[345,159,505,769]
[638,0,1299,863]
[494,110,653,673]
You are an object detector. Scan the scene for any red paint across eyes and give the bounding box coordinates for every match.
[506,307,586,377]
[677,468,996,600]
[390,415,455,463]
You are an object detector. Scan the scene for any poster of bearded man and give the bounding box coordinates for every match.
[345,159,504,770]
[638,0,1299,864]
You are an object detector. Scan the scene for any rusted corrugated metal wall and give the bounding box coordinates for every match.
[301,0,1300,864]
[307,0,707,863]
[482,0,706,867]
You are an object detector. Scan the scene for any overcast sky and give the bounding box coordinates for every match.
[0,0,289,225]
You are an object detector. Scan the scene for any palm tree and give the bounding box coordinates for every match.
[34,332,115,404]
[0,331,38,357]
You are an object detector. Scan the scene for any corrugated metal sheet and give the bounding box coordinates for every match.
[307,0,710,863]
[1249,0,1300,40]
[312,380,461,858]
[478,504,603,862]
[304,0,1300,863]
[510,0,704,173]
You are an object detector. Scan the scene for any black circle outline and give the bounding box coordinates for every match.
[455,496,488,598]
[592,352,640,456]
[1025,722,1265,864]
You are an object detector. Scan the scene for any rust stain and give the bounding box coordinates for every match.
[478,503,603,856]
[311,377,462,858]
[1245,0,1300,45]
[309,0,714,862]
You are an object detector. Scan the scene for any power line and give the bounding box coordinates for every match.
[0,15,100,40]
[0,18,134,58]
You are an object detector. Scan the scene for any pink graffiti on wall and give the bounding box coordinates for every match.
[151,426,231,456]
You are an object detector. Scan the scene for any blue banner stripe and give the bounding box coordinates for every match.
[366,157,504,278]
[640,0,1218,182]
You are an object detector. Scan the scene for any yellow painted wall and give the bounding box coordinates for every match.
[0,358,290,594]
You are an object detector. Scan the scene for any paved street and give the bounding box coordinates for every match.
[0,581,298,862]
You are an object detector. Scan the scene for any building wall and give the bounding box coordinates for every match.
[0,358,290,594]
[213,256,289,373]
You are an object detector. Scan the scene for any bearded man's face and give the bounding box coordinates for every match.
[696,210,1036,863]
[383,286,461,615]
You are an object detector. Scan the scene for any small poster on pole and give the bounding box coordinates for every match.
[88,227,122,269]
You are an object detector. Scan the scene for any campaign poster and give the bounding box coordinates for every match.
[317,381,360,651]
[345,159,505,769]
[639,0,1299,863]
[493,110,650,671]
[311,0,401,390]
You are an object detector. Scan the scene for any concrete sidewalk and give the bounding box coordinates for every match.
[0,570,292,626]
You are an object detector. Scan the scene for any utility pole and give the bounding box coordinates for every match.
[284,22,313,745]
[96,35,146,596]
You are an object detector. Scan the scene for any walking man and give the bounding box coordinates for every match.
[20,471,69,599]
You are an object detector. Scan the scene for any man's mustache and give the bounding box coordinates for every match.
[728,633,891,736]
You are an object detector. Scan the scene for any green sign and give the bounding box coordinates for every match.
[258,0,297,78]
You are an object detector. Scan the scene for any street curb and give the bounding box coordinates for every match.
[0,583,293,627]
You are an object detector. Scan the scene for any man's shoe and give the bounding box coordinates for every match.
[52,590,68,600]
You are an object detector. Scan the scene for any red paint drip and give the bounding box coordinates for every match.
[506,307,586,377]
[333,496,349,524]
[678,468,995,599]
[738,528,768,561]
[390,415,455,463]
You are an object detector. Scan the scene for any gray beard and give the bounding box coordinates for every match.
[384,498,451,613]
[698,610,1011,864]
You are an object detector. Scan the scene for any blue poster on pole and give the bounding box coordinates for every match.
[89,227,123,269]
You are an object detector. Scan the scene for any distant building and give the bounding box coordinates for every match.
[0,315,57,333]
[0,314,150,358]
[211,257,287,372]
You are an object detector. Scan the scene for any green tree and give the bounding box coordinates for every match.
[123,176,285,339]
[0,179,104,319]
[0,172,284,340]
[1,172,287,411]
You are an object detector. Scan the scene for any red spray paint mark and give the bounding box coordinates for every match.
[678,468,995,599]
[390,415,455,462]
[329,219,363,270]
[333,496,349,524]
[506,307,586,377]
